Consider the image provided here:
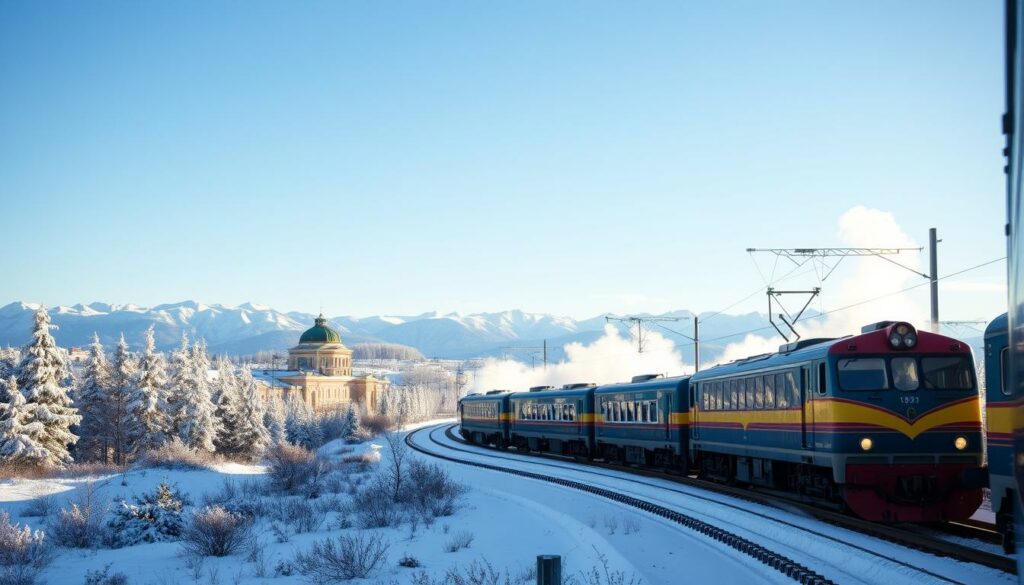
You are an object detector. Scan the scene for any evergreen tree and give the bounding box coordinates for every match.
[0,376,48,465]
[165,334,190,438]
[213,357,241,454]
[262,393,287,445]
[233,367,270,457]
[132,326,171,453]
[74,333,111,462]
[178,340,218,452]
[284,394,321,449]
[107,334,141,465]
[15,307,79,466]
[0,348,19,382]
[343,403,360,441]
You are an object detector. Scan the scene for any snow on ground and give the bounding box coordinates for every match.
[0,419,1010,584]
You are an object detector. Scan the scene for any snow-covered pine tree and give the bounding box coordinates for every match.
[262,393,287,445]
[15,307,80,466]
[233,367,270,457]
[213,356,242,454]
[74,333,111,462]
[107,334,141,465]
[132,326,171,454]
[0,376,48,465]
[178,339,218,452]
[284,394,321,449]
[0,347,19,382]
[165,334,190,438]
[343,402,360,441]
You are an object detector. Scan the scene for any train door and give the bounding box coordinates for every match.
[801,366,814,449]
[690,383,700,440]
[662,392,671,440]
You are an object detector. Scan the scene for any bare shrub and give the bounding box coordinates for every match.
[359,414,393,437]
[51,481,108,549]
[565,550,642,585]
[19,495,55,519]
[136,439,218,471]
[180,506,254,557]
[353,476,400,528]
[0,511,50,585]
[602,516,618,536]
[265,443,324,494]
[293,533,389,583]
[403,460,467,518]
[622,516,640,535]
[443,531,474,553]
[282,499,323,534]
[398,554,421,568]
[83,564,129,585]
[410,558,530,585]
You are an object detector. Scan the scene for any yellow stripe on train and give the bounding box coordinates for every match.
[693,397,981,439]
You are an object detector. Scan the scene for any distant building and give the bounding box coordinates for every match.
[67,347,89,363]
[254,315,385,412]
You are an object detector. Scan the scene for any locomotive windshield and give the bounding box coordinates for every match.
[838,358,889,391]
[921,357,975,390]
[891,357,920,391]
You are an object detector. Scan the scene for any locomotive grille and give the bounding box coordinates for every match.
[894,474,940,502]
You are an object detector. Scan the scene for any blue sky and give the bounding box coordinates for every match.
[0,1,1008,322]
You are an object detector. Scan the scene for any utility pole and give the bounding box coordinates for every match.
[693,316,700,372]
[605,315,683,353]
[929,228,940,333]
[502,342,548,369]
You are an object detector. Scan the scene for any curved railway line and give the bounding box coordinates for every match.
[406,423,1014,584]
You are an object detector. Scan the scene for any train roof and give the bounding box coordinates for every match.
[692,337,837,381]
[986,313,1008,338]
[593,375,690,394]
[460,391,511,403]
[508,386,595,400]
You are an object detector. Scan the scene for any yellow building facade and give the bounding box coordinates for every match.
[255,315,384,412]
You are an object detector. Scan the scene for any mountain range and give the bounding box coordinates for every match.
[0,301,780,362]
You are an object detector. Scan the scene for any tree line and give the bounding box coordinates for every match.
[0,308,363,468]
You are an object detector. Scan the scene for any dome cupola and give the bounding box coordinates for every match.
[299,314,341,344]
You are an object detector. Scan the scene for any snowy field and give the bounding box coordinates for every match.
[0,420,1013,585]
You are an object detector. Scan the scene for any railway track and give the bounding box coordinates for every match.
[408,423,1015,583]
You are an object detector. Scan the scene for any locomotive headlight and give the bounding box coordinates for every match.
[954,436,968,451]
[860,437,873,451]
[889,334,903,348]
[903,333,917,348]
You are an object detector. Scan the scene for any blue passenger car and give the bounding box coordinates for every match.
[508,384,595,456]
[593,375,690,468]
[459,390,512,447]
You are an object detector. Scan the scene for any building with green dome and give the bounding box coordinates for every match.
[255,314,383,412]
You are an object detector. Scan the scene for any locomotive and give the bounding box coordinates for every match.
[460,320,985,523]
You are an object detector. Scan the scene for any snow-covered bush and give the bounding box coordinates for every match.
[409,559,534,585]
[19,495,54,519]
[265,443,324,494]
[83,564,128,585]
[180,506,254,557]
[50,482,108,549]
[443,531,474,553]
[105,483,187,547]
[0,511,50,585]
[274,499,322,534]
[135,438,217,471]
[293,533,389,583]
[353,476,401,528]
[402,460,467,519]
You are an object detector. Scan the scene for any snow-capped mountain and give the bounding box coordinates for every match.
[0,301,774,360]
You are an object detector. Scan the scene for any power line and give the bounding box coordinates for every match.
[699,256,1006,345]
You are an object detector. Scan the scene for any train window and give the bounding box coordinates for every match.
[837,358,889,391]
[730,382,739,411]
[754,377,764,409]
[723,384,732,410]
[763,375,775,409]
[651,400,659,422]
[1002,348,1011,395]
[716,387,723,410]
[775,373,788,409]
[785,371,798,407]
[921,357,974,390]
[743,378,753,409]
[733,379,744,410]
[891,357,919,391]
[817,362,828,395]
[702,388,710,411]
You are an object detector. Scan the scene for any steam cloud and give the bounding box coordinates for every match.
[468,206,926,394]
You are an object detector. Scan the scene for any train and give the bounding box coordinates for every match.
[460,319,986,528]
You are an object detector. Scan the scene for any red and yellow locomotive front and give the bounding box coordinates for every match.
[821,322,983,522]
